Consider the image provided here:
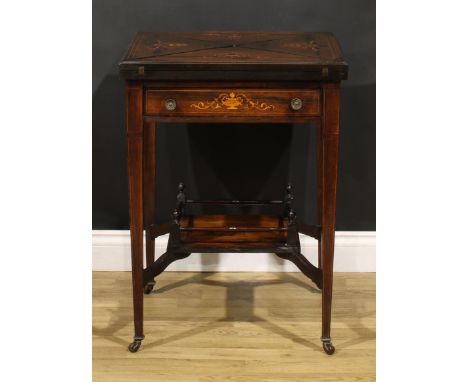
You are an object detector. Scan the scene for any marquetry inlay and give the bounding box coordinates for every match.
[190,92,275,111]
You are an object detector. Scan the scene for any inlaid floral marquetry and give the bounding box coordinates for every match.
[190,92,275,111]
[152,39,189,50]
[281,40,319,52]
[121,32,348,81]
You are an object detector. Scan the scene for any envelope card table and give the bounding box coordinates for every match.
[119,31,348,355]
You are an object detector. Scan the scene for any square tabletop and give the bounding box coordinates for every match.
[119,32,348,81]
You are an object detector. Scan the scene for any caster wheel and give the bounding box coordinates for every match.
[128,340,141,353]
[322,340,335,355]
[144,281,155,294]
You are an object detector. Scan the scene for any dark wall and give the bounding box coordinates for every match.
[92,0,375,230]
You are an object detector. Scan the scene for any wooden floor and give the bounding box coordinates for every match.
[93,272,375,382]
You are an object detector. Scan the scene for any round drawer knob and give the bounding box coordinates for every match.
[165,99,177,111]
[290,98,303,111]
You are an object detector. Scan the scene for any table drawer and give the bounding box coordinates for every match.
[145,88,321,118]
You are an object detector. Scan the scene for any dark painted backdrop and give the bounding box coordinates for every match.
[92,0,375,230]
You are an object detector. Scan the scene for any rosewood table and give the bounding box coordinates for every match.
[119,32,348,355]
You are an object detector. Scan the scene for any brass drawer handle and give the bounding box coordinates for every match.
[165,98,177,111]
[290,98,303,111]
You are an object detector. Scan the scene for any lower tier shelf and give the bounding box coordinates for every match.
[167,214,300,253]
[144,214,322,291]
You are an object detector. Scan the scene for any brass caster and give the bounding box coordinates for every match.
[321,338,335,355]
[144,281,155,294]
[128,335,144,353]
[128,337,143,353]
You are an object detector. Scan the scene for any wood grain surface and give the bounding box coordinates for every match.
[145,88,321,119]
[93,272,375,381]
[179,214,289,243]
[119,32,348,81]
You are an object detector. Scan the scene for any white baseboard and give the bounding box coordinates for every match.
[92,230,375,272]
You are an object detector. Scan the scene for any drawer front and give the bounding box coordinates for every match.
[145,88,321,118]
[179,214,288,244]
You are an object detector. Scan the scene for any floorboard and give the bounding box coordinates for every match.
[93,271,375,381]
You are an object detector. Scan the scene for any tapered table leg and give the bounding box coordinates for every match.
[320,83,341,355]
[143,119,157,294]
[126,81,145,352]
[316,121,323,270]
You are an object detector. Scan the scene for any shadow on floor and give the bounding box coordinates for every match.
[93,272,374,353]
